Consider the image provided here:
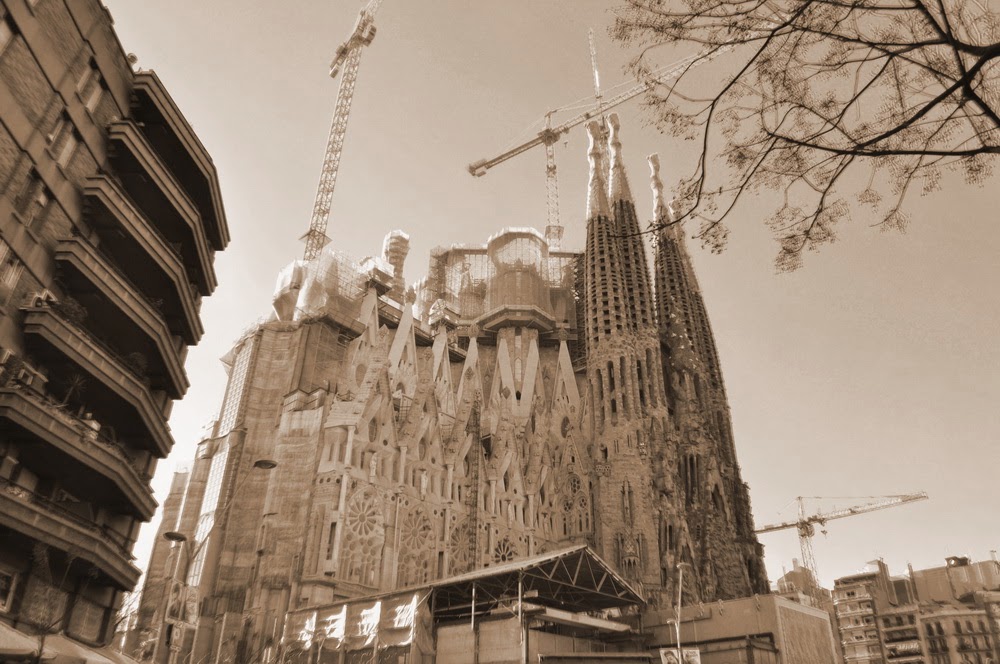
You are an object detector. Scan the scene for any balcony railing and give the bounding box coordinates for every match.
[0,475,139,588]
[20,300,173,456]
[80,231,167,315]
[84,174,203,345]
[106,121,215,295]
[0,476,131,553]
[0,377,151,483]
[55,236,188,398]
[88,171,185,264]
[835,591,873,601]
[35,299,152,388]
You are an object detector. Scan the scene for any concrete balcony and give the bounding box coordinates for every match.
[0,476,140,590]
[0,386,155,519]
[55,236,188,398]
[107,120,216,296]
[83,174,203,344]
[131,71,229,252]
[886,647,924,662]
[840,623,878,633]
[21,303,174,457]
[835,590,873,602]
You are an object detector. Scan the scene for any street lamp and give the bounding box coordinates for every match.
[674,562,692,663]
[152,458,277,664]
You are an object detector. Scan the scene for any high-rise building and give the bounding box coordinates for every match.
[833,557,1000,664]
[833,562,896,664]
[0,0,227,651]
[136,114,766,663]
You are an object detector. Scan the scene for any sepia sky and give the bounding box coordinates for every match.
[101,0,999,589]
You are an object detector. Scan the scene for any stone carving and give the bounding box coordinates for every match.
[448,520,473,574]
[398,509,434,587]
[493,536,518,563]
[340,489,385,587]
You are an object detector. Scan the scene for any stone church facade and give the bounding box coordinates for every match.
[135,115,767,662]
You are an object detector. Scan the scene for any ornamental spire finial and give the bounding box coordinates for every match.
[587,121,611,219]
[607,113,632,203]
[648,153,667,220]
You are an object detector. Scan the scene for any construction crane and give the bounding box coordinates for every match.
[301,0,384,261]
[468,43,733,231]
[755,492,929,585]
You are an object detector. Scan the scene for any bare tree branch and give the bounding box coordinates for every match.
[613,0,999,269]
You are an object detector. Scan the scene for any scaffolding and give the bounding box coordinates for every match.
[416,228,580,328]
[272,247,373,326]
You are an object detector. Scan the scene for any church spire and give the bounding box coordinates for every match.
[649,152,725,398]
[606,113,654,332]
[583,120,628,350]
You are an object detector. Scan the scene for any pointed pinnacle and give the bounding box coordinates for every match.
[587,121,611,220]
[607,113,632,203]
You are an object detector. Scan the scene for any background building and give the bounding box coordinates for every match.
[775,557,833,611]
[0,0,226,652]
[135,118,768,663]
[831,557,1000,664]
[911,557,1000,605]
[833,561,895,664]
[647,594,841,664]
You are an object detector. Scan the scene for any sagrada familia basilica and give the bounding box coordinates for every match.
[136,115,768,661]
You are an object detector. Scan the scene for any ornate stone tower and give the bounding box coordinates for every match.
[583,119,667,597]
[649,154,769,599]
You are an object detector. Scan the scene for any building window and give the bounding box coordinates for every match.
[325,522,337,561]
[0,13,14,58]
[14,170,50,229]
[76,60,103,112]
[47,113,78,169]
[187,440,231,587]
[0,240,22,293]
[218,339,255,436]
[0,569,17,612]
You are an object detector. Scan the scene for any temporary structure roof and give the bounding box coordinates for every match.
[428,544,644,619]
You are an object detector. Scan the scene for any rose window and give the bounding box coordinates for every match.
[449,521,472,574]
[493,537,518,563]
[401,510,433,551]
[345,490,382,538]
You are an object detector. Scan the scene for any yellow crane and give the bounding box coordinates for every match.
[301,0,384,261]
[755,493,929,585]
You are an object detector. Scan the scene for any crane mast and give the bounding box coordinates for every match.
[755,492,929,585]
[302,0,383,261]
